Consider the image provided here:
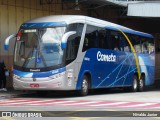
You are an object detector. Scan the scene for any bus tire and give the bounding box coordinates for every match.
[130,75,138,92]
[138,75,145,92]
[79,75,89,96]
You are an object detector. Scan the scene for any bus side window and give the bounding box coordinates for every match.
[109,30,130,51]
[131,35,141,53]
[66,35,81,65]
[82,25,99,52]
[119,33,125,51]
[119,35,126,51]
[66,23,83,64]
[113,35,121,51]
[110,31,117,50]
[105,30,112,50]
[148,38,155,54]
[98,29,106,49]
[141,38,149,54]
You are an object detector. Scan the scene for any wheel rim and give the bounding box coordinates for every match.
[82,79,88,93]
[139,79,144,88]
[133,78,137,90]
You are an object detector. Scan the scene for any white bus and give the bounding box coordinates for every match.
[5,15,155,96]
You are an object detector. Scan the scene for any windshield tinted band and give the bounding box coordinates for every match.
[21,22,66,28]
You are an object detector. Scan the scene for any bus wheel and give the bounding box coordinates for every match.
[130,75,138,92]
[138,75,145,92]
[79,75,89,96]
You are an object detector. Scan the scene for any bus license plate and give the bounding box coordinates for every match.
[30,84,39,88]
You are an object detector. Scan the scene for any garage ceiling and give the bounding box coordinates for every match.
[61,0,122,10]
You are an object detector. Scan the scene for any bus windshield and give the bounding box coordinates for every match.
[14,27,65,69]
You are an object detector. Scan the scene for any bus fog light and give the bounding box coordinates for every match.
[14,75,20,79]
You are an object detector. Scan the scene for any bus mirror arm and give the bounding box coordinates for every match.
[61,31,76,49]
[4,33,16,51]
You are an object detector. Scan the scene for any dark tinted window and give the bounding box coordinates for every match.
[83,25,110,51]
[82,24,154,54]
[83,25,99,51]
[110,30,130,52]
[128,34,154,54]
[66,23,84,64]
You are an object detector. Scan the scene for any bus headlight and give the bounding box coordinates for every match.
[13,74,20,79]
[50,72,65,79]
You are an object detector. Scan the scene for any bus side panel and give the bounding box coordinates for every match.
[65,61,78,90]
[114,52,136,87]
[76,49,155,90]
[138,53,155,86]
[75,50,94,90]
[76,49,138,89]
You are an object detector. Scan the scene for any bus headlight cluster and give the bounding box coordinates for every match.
[50,72,65,79]
[13,74,21,79]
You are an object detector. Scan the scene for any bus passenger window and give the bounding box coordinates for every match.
[98,29,106,49]
[148,39,154,54]
[119,34,131,52]
[119,36,125,51]
[105,30,112,50]
[130,35,141,53]
[141,39,149,53]
[110,31,126,51]
[113,35,120,51]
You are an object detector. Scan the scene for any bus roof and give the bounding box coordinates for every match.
[23,15,154,38]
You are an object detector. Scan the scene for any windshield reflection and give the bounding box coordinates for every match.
[14,27,65,69]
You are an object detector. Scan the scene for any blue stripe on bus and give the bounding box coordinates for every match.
[105,26,154,38]
[21,22,66,28]
[13,67,66,78]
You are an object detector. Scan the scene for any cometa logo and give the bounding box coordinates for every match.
[97,51,116,62]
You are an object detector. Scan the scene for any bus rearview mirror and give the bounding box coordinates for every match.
[4,33,16,51]
[61,31,76,49]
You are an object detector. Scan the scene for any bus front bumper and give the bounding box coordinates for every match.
[13,76,70,90]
